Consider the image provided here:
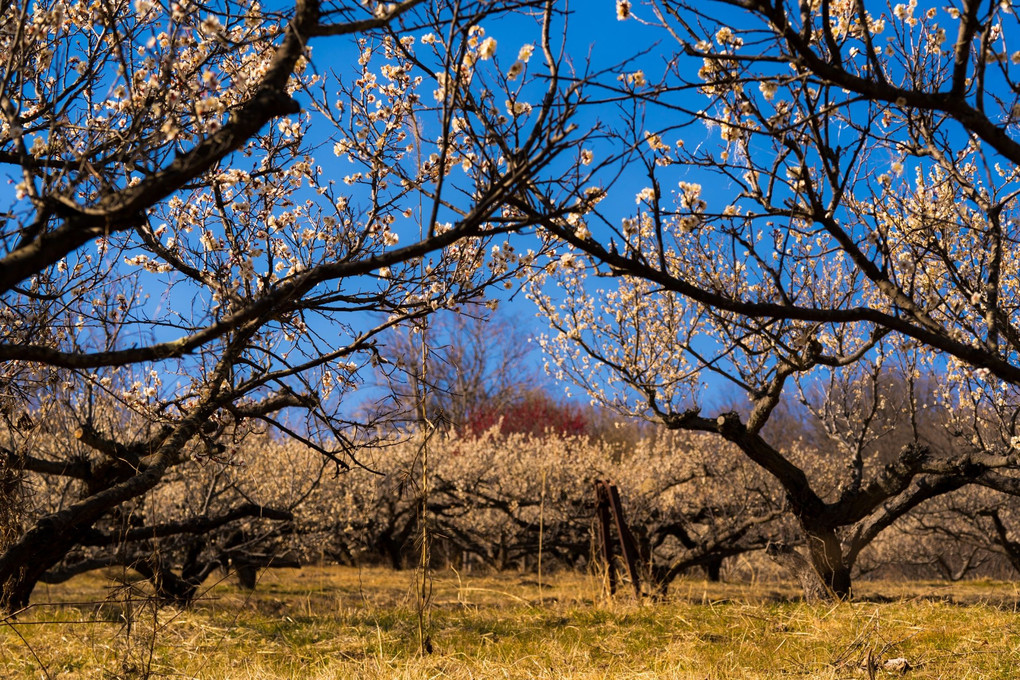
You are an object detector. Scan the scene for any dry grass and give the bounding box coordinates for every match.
[3,566,1020,679]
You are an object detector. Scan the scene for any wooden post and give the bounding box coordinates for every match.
[605,483,643,600]
[594,481,617,595]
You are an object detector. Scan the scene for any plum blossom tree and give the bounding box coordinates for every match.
[0,0,591,611]
[247,423,783,579]
[531,0,1020,598]
[3,389,303,604]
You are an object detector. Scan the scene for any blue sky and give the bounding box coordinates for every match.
[0,1,773,423]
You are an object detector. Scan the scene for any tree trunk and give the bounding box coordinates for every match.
[0,457,22,553]
[766,525,853,602]
[0,454,173,614]
[233,561,258,590]
[132,555,204,605]
[0,528,84,612]
[380,535,405,570]
[704,556,723,582]
[803,526,852,599]
[765,542,830,602]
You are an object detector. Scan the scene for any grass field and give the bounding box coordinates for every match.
[2,565,1020,679]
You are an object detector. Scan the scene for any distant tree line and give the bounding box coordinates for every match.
[9,370,1020,607]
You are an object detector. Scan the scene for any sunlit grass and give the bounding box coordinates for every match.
[3,566,1020,678]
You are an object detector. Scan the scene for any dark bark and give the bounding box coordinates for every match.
[765,542,831,602]
[802,525,852,600]
[233,562,258,591]
[78,504,293,546]
[381,534,407,570]
[0,454,21,552]
[131,554,221,605]
[1,531,85,612]
[0,395,219,612]
[651,516,775,591]
[704,556,723,582]
[39,555,125,584]
[985,510,1020,575]
[0,465,167,613]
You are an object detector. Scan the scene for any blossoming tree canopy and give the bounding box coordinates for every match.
[530,0,1020,598]
[0,0,593,612]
